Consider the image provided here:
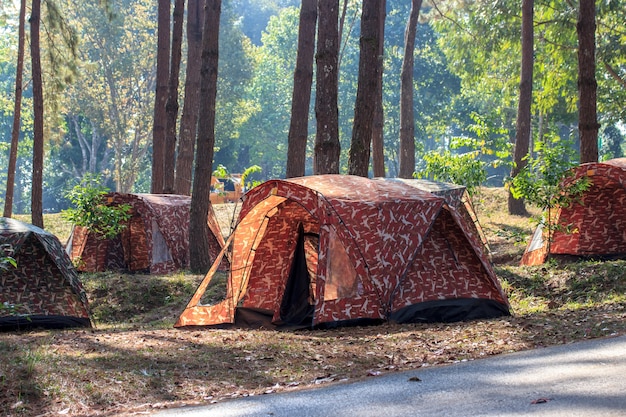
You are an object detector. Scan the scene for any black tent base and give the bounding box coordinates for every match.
[0,315,92,331]
[389,298,510,324]
[198,298,509,330]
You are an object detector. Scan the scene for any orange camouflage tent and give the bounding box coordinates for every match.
[521,158,626,266]
[66,193,225,274]
[176,175,509,329]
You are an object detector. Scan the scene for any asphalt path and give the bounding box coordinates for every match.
[156,335,626,417]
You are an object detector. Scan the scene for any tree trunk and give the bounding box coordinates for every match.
[398,0,422,179]
[189,0,221,274]
[30,0,44,228]
[175,0,203,195]
[151,0,170,194]
[577,0,599,164]
[3,0,26,218]
[348,0,381,177]
[163,0,185,194]
[314,0,340,175]
[286,0,317,179]
[371,0,386,178]
[508,0,533,216]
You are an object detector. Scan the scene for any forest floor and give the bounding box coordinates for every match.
[2,187,626,417]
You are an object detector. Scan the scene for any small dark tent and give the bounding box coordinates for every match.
[176,175,509,329]
[1,217,91,330]
[521,158,626,265]
[66,193,226,274]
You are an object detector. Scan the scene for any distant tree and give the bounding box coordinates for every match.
[163,0,185,194]
[314,0,340,174]
[57,0,156,194]
[174,0,203,195]
[600,125,624,161]
[348,0,381,177]
[577,0,599,164]
[3,0,25,218]
[190,0,221,273]
[286,0,317,178]
[151,0,170,193]
[30,0,44,228]
[508,0,533,216]
[398,0,422,179]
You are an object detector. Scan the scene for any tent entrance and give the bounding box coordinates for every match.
[279,224,318,327]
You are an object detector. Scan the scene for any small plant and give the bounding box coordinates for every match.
[1,301,18,316]
[509,134,591,250]
[62,174,132,239]
[241,165,262,191]
[0,243,17,271]
[213,164,262,193]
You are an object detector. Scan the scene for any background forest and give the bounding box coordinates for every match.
[0,0,625,214]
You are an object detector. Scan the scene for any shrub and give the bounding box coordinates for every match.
[61,174,132,239]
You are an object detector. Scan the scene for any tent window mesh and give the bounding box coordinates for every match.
[325,229,357,301]
[151,220,172,264]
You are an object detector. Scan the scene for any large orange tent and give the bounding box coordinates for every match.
[176,175,509,329]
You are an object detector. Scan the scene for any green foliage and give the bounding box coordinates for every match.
[600,125,624,161]
[509,135,591,247]
[509,134,589,211]
[417,150,486,196]
[241,164,262,190]
[61,174,131,239]
[416,113,512,195]
[0,244,17,271]
[212,164,230,179]
[213,164,262,191]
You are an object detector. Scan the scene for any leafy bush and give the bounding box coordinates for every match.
[61,174,132,239]
[416,113,511,195]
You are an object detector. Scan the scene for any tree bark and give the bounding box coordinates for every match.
[164,0,185,194]
[151,0,170,194]
[314,0,340,175]
[189,0,221,274]
[577,0,599,164]
[175,0,203,195]
[348,0,381,177]
[286,0,317,179]
[398,0,422,179]
[3,0,26,218]
[508,0,533,216]
[371,0,386,178]
[30,0,44,228]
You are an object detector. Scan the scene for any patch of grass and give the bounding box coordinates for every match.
[81,272,204,328]
[14,213,73,243]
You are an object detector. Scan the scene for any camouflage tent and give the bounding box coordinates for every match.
[176,175,509,329]
[1,217,91,330]
[379,178,490,254]
[66,193,226,275]
[521,158,626,265]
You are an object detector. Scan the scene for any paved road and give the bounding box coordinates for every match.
[156,335,626,417]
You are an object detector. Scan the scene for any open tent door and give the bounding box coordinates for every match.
[279,224,317,327]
